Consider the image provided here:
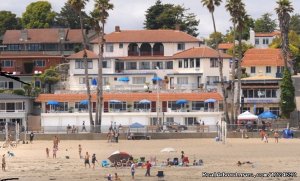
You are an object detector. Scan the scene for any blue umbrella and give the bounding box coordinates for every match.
[92,78,97,86]
[139,99,151,104]
[152,76,162,81]
[204,98,217,103]
[176,99,188,105]
[130,122,144,128]
[118,77,129,82]
[47,100,59,105]
[258,111,278,119]
[79,100,89,105]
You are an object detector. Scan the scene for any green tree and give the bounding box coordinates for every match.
[21,1,56,28]
[144,0,199,37]
[253,13,277,33]
[38,67,60,93]
[201,0,229,123]
[91,0,114,132]
[289,14,300,34]
[280,68,296,118]
[0,11,22,36]
[68,0,94,128]
[55,2,91,29]
[206,32,224,49]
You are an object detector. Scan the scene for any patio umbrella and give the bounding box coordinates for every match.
[160,147,176,153]
[258,111,278,119]
[79,100,89,105]
[204,98,216,103]
[176,99,188,105]
[92,78,97,86]
[130,122,144,129]
[118,77,129,82]
[47,100,59,105]
[152,76,162,81]
[108,151,130,163]
[139,99,151,104]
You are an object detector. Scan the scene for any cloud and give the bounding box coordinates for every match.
[1,0,300,38]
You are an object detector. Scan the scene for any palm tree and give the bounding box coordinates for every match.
[275,0,294,68]
[201,0,229,122]
[225,0,245,123]
[91,0,113,132]
[68,0,94,128]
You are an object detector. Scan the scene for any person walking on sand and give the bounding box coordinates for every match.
[263,133,268,143]
[274,131,279,143]
[46,148,49,158]
[53,136,60,149]
[82,121,87,132]
[91,153,98,169]
[145,161,152,176]
[29,132,34,143]
[53,146,57,159]
[84,152,90,168]
[79,144,82,158]
[2,154,6,171]
[130,162,135,179]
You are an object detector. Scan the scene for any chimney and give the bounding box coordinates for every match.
[175,24,180,31]
[115,26,121,32]
[58,29,65,41]
[20,29,28,41]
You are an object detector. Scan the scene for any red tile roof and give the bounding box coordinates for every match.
[173,47,232,59]
[67,49,98,59]
[2,29,83,44]
[36,92,223,102]
[218,43,234,50]
[116,56,173,61]
[255,31,280,37]
[241,48,284,67]
[91,29,200,43]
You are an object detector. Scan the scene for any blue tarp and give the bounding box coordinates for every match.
[282,129,293,139]
[118,77,129,82]
[258,111,278,119]
[130,122,144,128]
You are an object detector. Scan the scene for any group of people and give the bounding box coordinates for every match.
[107,122,122,143]
[260,130,280,143]
[45,136,60,159]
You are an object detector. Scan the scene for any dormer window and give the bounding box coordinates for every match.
[177,43,185,50]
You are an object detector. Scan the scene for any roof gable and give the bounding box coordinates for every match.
[67,49,98,59]
[173,46,231,59]
[91,29,200,43]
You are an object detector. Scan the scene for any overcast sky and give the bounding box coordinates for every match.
[1,0,300,38]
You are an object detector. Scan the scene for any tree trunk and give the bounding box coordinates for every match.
[230,23,237,124]
[235,29,243,118]
[211,12,229,123]
[79,12,94,130]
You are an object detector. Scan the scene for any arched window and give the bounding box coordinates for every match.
[153,43,164,56]
[128,43,139,56]
[140,43,152,56]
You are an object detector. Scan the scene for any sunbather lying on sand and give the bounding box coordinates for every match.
[237,161,253,166]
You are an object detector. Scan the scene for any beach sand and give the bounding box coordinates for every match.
[1,138,299,181]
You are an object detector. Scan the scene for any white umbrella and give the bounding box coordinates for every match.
[160,147,176,153]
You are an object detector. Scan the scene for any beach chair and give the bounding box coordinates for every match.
[156,170,165,181]
[101,160,110,167]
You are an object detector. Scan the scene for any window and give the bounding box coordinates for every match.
[178,60,182,68]
[184,59,188,68]
[109,101,126,111]
[184,117,198,126]
[250,66,256,73]
[6,103,15,112]
[165,117,174,124]
[255,38,259,45]
[75,60,93,69]
[134,101,150,110]
[139,62,150,70]
[195,58,200,68]
[263,38,269,44]
[206,76,219,85]
[119,43,123,49]
[58,102,68,112]
[190,59,194,68]
[150,117,162,125]
[103,60,111,68]
[177,43,185,50]
[126,62,137,70]
[192,101,205,110]
[132,77,146,84]
[35,60,45,67]
[106,43,114,52]
[0,81,13,89]
[269,107,279,116]
[277,66,285,73]
[266,66,271,73]
[35,80,41,88]
[15,102,23,110]
[152,62,163,69]
[0,103,5,111]
[165,61,173,69]
[27,44,41,51]
[210,58,218,67]
[168,101,180,110]
[103,77,109,85]
[79,77,92,84]
[177,77,188,85]
[1,60,13,67]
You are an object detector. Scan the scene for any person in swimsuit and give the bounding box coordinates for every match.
[84,152,90,168]
[46,148,49,158]
[92,153,98,169]
[2,154,6,171]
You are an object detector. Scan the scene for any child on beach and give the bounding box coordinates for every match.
[263,134,268,143]
[53,146,57,159]
[130,162,135,179]
[79,144,82,158]
[2,154,5,171]
[46,148,49,158]
[91,154,98,169]
[84,152,90,168]
[274,131,279,143]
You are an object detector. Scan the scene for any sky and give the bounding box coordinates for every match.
[1,0,300,38]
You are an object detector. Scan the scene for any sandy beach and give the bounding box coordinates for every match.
[1,138,299,181]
